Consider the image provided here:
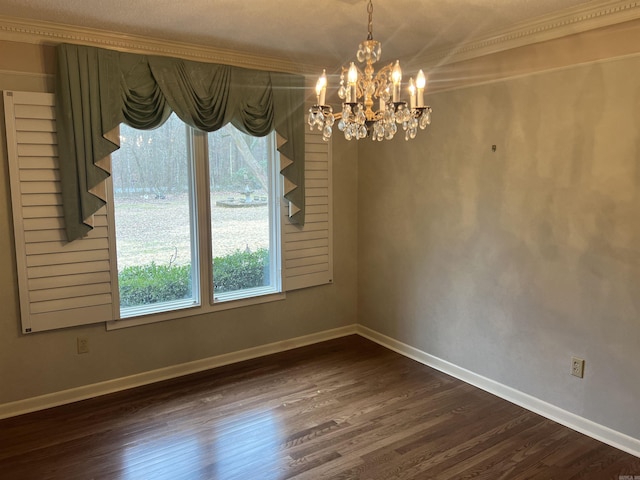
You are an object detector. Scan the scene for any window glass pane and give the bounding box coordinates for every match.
[111,115,197,315]
[208,125,273,297]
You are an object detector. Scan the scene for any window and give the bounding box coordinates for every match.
[111,115,281,319]
[4,91,332,333]
[111,115,198,317]
[207,126,280,301]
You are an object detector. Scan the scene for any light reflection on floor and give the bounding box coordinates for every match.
[121,409,282,479]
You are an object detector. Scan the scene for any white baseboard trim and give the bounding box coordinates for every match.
[0,324,357,420]
[356,325,640,459]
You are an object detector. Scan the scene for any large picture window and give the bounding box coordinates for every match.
[111,116,281,319]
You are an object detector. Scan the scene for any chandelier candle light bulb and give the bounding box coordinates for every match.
[416,70,426,108]
[316,69,327,106]
[392,61,402,103]
[409,78,416,109]
[308,0,432,142]
[347,62,358,103]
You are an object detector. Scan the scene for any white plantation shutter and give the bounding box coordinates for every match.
[4,91,114,333]
[283,130,333,290]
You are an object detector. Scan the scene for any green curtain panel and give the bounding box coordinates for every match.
[55,43,305,241]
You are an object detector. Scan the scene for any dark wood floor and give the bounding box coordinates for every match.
[1,336,639,479]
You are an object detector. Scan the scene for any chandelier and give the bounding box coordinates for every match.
[308,0,432,142]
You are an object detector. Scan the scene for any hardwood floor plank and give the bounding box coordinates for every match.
[366,414,542,480]
[1,335,638,479]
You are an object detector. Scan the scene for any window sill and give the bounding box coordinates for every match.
[105,291,286,331]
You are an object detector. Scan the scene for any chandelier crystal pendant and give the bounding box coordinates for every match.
[308,0,432,142]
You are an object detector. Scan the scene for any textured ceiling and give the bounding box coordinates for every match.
[0,0,606,66]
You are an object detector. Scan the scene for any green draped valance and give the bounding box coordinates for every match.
[55,43,305,241]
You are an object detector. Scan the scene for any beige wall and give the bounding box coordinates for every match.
[358,25,640,439]
[0,41,358,404]
[426,19,640,93]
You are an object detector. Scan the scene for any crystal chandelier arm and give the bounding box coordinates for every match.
[372,62,395,100]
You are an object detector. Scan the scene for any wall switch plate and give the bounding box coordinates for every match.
[571,357,585,378]
[77,336,89,354]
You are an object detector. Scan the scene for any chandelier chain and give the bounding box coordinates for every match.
[367,0,374,40]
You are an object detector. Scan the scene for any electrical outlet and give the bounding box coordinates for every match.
[571,357,585,378]
[77,336,89,354]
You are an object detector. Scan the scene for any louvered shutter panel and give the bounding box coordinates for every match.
[4,91,114,333]
[283,130,333,290]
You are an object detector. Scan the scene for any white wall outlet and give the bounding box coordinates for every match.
[571,357,585,378]
[77,336,89,354]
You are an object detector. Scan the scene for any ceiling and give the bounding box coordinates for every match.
[0,0,627,67]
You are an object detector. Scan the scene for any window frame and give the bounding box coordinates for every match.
[111,118,202,320]
[204,129,282,305]
[106,124,286,330]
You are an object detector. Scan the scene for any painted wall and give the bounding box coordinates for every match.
[358,32,640,439]
[0,41,358,404]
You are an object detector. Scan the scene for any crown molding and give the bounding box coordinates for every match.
[2,1,639,76]
[412,0,640,68]
[0,15,318,75]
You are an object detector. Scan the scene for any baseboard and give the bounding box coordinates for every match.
[356,325,640,459]
[0,324,357,420]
